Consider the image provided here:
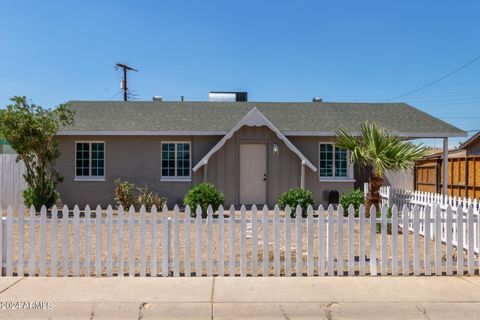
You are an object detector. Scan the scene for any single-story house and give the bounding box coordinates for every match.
[56,94,466,207]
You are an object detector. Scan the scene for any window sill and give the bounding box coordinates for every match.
[319,178,356,183]
[160,177,192,182]
[74,177,106,182]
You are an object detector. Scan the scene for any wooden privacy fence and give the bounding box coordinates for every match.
[0,155,26,208]
[1,202,479,277]
[415,156,480,199]
[380,186,480,254]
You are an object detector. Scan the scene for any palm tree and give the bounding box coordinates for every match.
[336,122,426,216]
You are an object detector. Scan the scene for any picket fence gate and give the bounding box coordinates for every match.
[1,202,480,277]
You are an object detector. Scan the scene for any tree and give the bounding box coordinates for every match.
[0,96,74,209]
[335,122,426,216]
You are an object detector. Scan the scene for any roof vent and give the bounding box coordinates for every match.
[152,96,163,101]
[312,97,322,102]
[209,91,248,102]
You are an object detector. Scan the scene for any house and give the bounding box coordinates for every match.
[55,93,466,207]
[457,131,480,156]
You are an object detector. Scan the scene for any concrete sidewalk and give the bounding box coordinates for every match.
[0,277,479,319]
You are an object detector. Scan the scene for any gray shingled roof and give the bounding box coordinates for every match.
[58,101,466,137]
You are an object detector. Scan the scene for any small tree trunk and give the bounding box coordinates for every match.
[365,174,383,217]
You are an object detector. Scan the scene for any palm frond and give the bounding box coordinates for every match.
[335,121,427,175]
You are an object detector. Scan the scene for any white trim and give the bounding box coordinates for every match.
[160,177,192,182]
[161,141,192,180]
[319,179,356,183]
[285,131,467,138]
[74,141,106,181]
[58,130,467,138]
[319,142,353,180]
[192,108,317,172]
[74,177,106,182]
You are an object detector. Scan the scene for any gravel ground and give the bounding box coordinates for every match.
[4,207,469,277]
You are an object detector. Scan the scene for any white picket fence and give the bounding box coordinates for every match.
[380,186,480,254]
[1,202,479,277]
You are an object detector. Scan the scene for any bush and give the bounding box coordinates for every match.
[376,207,393,234]
[114,179,167,211]
[278,188,315,217]
[135,186,167,211]
[339,189,365,217]
[183,183,224,217]
[114,179,135,209]
[23,183,59,210]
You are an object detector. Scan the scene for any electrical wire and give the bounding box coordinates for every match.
[386,54,480,101]
[110,90,122,100]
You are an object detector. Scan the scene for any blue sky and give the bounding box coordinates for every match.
[1,0,479,147]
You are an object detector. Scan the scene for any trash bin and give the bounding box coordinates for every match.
[323,189,339,207]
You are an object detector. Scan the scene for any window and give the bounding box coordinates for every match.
[75,142,105,180]
[161,142,191,180]
[319,143,348,178]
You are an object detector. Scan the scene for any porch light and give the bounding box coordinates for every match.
[272,144,279,156]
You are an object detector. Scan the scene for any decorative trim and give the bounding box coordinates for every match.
[192,108,317,172]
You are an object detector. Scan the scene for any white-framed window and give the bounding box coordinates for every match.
[161,142,191,181]
[319,143,351,179]
[75,141,105,181]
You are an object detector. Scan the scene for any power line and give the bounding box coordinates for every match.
[110,90,122,100]
[386,54,480,101]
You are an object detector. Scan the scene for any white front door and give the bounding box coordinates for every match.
[239,144,267,205]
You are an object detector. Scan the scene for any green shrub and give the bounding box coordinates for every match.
[23,183,59,210]
[278,188,315,217]
[114,179,135,209]
[339,189,365,217]
[183,183,224,217]
[376,207,393,234]
[135,186,167,211]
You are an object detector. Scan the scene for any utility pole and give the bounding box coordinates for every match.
[115,63,138,101]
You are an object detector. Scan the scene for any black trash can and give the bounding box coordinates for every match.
[323,189,339,208]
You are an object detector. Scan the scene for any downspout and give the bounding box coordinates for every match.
[203,161,208,183]
[300,161,305,189]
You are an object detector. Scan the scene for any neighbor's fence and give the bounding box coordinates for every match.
[415,155,480,199]
[0,155,26,208]
[380,186,480,254]
[1,202,479,277]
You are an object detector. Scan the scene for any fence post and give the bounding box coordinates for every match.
[387,186,394,208]
[1,216,5,276]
